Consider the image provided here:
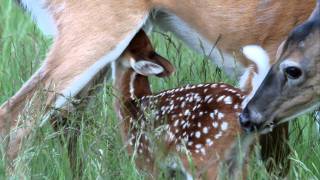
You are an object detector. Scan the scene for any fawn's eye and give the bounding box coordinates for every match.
[284,66,302,80]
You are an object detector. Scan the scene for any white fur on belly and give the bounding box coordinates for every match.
[54,14,150,109]
[20,0,58,36]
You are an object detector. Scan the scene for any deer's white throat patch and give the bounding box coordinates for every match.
[129,72,137,99]
[240,45,271,108]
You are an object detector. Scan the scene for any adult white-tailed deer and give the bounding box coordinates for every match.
[1,0,315,173]
[114,29,271,179]
[240,1,320,133]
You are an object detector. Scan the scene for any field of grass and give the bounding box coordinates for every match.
[0,1,320,179]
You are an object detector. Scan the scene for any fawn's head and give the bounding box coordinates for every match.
[117,30,175,77]
[240,2,320,132]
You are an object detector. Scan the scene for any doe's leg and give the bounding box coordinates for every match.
[0,0,150,161]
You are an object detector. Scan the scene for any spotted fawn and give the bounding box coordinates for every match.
[113,30,271,179]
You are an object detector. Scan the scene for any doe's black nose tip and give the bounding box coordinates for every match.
[239,110,254,132]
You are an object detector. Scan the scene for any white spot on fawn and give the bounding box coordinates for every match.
[214,131,223,139]
[221,122,229,131]
[206,139,213,146]
[204,95,211,102]
[180,120,186,125]
[195,144,202,149]
[212,122,219,128]
[210,112,215,118]
[217,112,224,120]
[184,109,191,116]
[195,131,201,138]
[207,98,214,103]
[203,127,209,134]
[200,148,206,155]
[181,101,186,108]
[174,120,179,127]
[182,122,188,129]
[211,84,217,88]
[183,132,187,136]
[217,95,225,102]
[224,96,233,104]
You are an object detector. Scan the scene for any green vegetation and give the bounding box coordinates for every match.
[0,1,319,179]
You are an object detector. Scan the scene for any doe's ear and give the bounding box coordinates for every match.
[308,0,320,21]
[276,41,286,60]
[131,60,165,76]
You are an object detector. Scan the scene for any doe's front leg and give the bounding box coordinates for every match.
[0,3,150,163]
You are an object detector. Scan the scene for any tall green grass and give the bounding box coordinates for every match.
[0,1,320,179]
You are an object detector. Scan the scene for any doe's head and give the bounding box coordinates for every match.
[240,2,320,132]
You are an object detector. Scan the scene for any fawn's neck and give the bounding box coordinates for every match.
[115,65,152,102]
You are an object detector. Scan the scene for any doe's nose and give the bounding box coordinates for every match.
[239,108,257,132]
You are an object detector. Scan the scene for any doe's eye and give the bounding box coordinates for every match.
[284,66,302,79]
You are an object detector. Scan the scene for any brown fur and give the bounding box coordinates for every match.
[114,31,264,179]
[0,0,315,173]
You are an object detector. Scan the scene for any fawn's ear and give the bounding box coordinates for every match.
[153,53,175,77]
[131,59,165,76]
